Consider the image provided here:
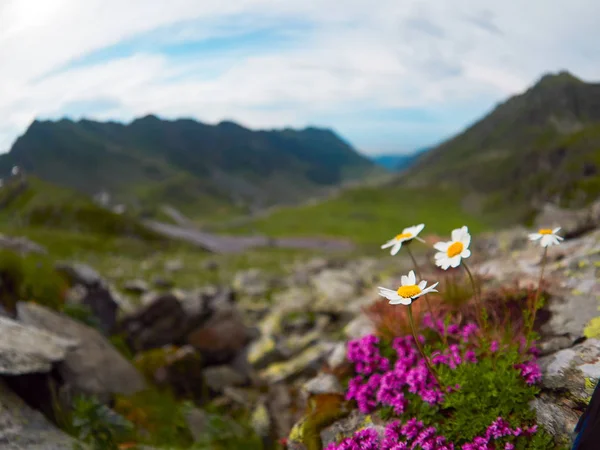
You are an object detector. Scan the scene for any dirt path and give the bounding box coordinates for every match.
[144,220,355,253]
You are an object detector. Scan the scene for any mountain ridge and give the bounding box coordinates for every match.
[1,115,382,220]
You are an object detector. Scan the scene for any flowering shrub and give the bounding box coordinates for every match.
[327,317,555,449]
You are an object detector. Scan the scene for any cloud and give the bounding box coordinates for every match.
[1,0,600,155]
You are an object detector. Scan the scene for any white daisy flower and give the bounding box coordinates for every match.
[381,223,425,255]
[528,227,563,247]
[377,270,439,306]
[433,226,472,270]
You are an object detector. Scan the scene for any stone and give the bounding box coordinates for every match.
[539,338,600,401]
[202,365,247,393]
[344,314,376,339]
[311,269,363,313]
[187,310,255,365]
[123,279,149,295]
[302,373,344,397]
[153,346,206,404]
[55,261,118,335]
[327,342,347,370]
[259,342,334,384]
[0,379,84,449]
[0,316,75,375]
[55,261,104,288]
[531,395,579,447]
[233,269,271,297]
[185,408,208,442]
[0,235,47,255]
[247,336,281,369]
[120,292,210,352]
[17,302,145,404]
[164,259,184,273]
[319,410,384,448]
[152,276,174,289]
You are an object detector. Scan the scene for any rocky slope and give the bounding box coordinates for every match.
[0,199,599,448]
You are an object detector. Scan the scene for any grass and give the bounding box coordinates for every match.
[215,185,492,246]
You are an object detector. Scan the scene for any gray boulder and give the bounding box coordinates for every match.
[0,316,75,375]
[0,379,83,449]
[17,302,145,404]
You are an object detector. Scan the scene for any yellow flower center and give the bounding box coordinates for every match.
[447,242,464,258]
[396,284,422,298]
[395,232,412,241]
[538,229,553,235]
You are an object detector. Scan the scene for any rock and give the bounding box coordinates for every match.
[327,342,347,370]
[55,261,118,335]
[251,400,272,440]
[0,235,46,255]
[55,262,103,288]
[0,316,75,375]
[344,315,376,339]
[164,259,184,273]
[185,408,208,442]
[259,342,334,384]
[120,292,209,352]
[233,269,271,297]
[247,336,281,369]
[267,384,301,441]
[0,379,84,449]
[17,302,145,404]
[202,365,247,393]
[531,395,579,447]
[153,345,206,404]
[272,288,312,314]
[279,330,323,359]
[123,279,149,295]
[201,260,219,271]
[187,310,255,365]
[539,338,600,401]
[319,410,384,448]
[302,373,344,398]
[311,269,363,313]
[152,276,174,289]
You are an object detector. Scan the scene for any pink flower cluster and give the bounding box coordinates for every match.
[334,318,544,449]
[324,417,538,450]
[346,323,483,415]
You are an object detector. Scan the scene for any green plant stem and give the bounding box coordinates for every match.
[407,305,444,390]
[528,247,548,345]
[463,262,487,331]
[406,246,436,321]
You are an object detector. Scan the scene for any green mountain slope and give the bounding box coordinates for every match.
[400,71,600,224]
[0,116,382,219]
[224,70,600,243]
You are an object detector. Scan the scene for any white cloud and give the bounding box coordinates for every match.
[1,0,600,155]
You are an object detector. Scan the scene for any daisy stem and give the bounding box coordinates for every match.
[406,246,436,325]
[407,304,444,390]
[463,262,487,331]
[528,246,548,345]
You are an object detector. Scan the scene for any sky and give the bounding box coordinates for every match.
[1,1,599,156]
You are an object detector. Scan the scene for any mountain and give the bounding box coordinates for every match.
[397,70,600,224]
[372,148,430,171]
[0,116,381,219]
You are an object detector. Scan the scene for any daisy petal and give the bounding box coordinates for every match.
[418,280,427,290]
[401,275,409,285]
[407,271,416,285]
[381,241,395,249]
[390,297,412,306]
[434,242,450,252]
[391,242,402,255]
